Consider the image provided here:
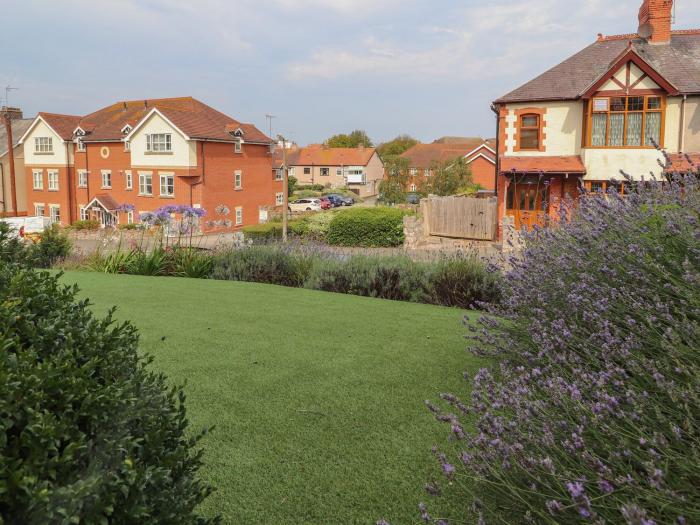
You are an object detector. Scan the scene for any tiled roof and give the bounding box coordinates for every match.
[38,113,83,141]
[495,31,700,103]
[665,153,700,173]
[90,193,121,211]
[0,118,33,157]
[500,156,586,174]
[289,146,376,167]
[400,139,487,169]
[39,97,270,144]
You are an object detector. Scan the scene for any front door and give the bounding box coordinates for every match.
[506,181,549,230]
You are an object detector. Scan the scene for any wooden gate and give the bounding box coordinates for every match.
[422,196,498,240]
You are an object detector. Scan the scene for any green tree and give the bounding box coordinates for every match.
[425,157,474,196]
[325,129,373,148]
[287,175,298,197]
[379,156,410,204]
[376,135,419,160]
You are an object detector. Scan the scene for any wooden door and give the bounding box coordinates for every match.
[506,183,548,230]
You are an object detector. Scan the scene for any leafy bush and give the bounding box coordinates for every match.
[27,224,72,268]
[292,213,334,241]
[294,189,322,199]
[70,219,100,231]
[426,257,501,308]
[326,207,407,247]
[0,221,27,264]
[305,255,427,302]
[296,184,325,191]
[211,245,313,287]
[0,263,216,523]
[118,223,140,231]
[423,177,700,524]
[242,222,284,242]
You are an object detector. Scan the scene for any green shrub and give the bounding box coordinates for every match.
[128,248,168,276]
[211,245,312,287]
[171,248,213,279]
[242,223,283,242]
[118,223,140,231]
[70,219,100,231]
[426,257,501,308]
[293,213,334,241]
[0,221,27,264]
[326,207,407,247]
[305,255,428,302]
[0,263,216,523]
[294,189,322,199]
[296,184,325,191]
[27,224,72,268]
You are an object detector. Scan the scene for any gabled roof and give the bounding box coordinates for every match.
[288,146,377,167]
[0,118,33,157]
[36,113,83,141]
[495,31,700,104]
[400,139,487,169]
[87,194,121,212]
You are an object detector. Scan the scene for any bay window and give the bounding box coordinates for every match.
[588,95,663,148]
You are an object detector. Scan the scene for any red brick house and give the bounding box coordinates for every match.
[493,0,700,230]
[399,137,496,194]
[19,97,281,231]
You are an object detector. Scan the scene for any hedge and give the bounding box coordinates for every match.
[326,207,407,247]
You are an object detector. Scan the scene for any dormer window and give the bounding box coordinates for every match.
[588,95,664,148]
[73,127,86,137]
[121,124,132,135]
[518,114,541,150]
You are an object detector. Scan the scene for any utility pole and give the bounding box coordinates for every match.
[3,86,19,216]
[277,134,289,242]
[265,114,276,143]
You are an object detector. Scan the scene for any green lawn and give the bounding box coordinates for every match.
[59,271,479,524]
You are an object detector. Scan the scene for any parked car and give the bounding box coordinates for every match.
[326,194,354,206]
[289,198,322,212]
[319,197,333,210]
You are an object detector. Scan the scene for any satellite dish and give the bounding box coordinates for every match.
[638,22,653,39]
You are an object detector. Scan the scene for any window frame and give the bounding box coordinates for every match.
[146,133,172,153]
[77,170,88,188]
[234,170,242,190]
[235,206,243,226]
[125,170,133,190]
[518,114,542,151]
[34,204,45,216]
[275,192,284,205]
[234,140,242,154]
[159,173,175,197]
[586,94,665,149]
[32,170,43,190]
[320,167,330,177]
[303,167,311,175]
[79,206,88,221]
[49,204,61,224]
[139,172,153,196]
[34,137,53,153]
[76,138,86,152]
[47,170,59,191]
[101,170,112,189]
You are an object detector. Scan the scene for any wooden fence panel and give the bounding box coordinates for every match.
[424,196,497,240]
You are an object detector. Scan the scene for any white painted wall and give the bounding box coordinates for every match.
[129,112,197,167]
[582,149,665,181]
[22,119,68,166]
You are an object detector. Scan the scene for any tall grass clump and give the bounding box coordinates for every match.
[210,245,313,287]
[417,175,700,524]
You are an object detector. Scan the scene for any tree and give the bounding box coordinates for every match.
[425,157,474,196]
[325,129,373,148]
[376,135,419,160]
[379,156,410,204]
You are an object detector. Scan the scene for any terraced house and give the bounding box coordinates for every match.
[19,97,280,230]
[493,0,700,230]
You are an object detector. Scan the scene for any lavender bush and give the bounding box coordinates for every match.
[418,174,699,524]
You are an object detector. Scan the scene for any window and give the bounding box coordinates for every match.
[79,206,88,221]
[127,210,134,224]
[125,170,133,190]
[49,205,61,224]
[235,206,243,225]
[78,170,88,188]
[34,137,53,153]
[583,180,626,195]
[32,170,43,190]
[76,139,85,152]
[101,170,112,189]
[159,173,175,196]
[276,192,284,205]
[234,140,242,154]
[124,140,131,152]
[410,183,417,192]
[519,114,541,150]
[139,172,153,195]
[336,168,342,176]
[304,167,311,175]
[146,133,172,152]
[275,168,284,181]
[424,169,430,177]
[234,170,242,190]
[589,95,663,148]
[410,168,417,176]
[48,170,59,191]
[320,168,330,177]
[35,204,45,216]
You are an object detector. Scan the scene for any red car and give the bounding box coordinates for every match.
[319,197,333,210]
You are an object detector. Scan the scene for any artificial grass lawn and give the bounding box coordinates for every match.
[60,271,480,524]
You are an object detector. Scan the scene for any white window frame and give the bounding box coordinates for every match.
[235,206,243,225]
[127,210,134,224]
[34,137,53,153]
[146,133,172,152]
[49,205,61,224]
[32,170,43,190]
[125,170,133,190]
[275,168,284,181]
[76,138,86,152]
[101,170,112,189]
[234,170,242,190]
[34,203,45,216]
[139,172,153,196]
[159,173,175,197]
[410,183,417,192]
[124,140,131,152]
[79,206,88,221]
[234,140,242,154]
[48,170,59,191]
[77,170,88,188]
[275,192,284,205]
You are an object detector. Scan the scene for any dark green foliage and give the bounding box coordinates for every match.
[426,257,501,308]
[287,175,297,197]
[70,219,100,231]
[379,157,411,204]
[242,223,285,242]
[325,130,373,148]
[326,207,407,247]
[0,221,27,264]
[0,263,216,523]
[376,135,419,160]
[210,245,312,287]
[27,225,72,268]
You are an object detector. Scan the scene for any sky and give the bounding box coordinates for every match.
[2,0,699,146]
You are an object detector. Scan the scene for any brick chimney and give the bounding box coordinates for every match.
[638,0,673,44]
[1,107,23,121]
